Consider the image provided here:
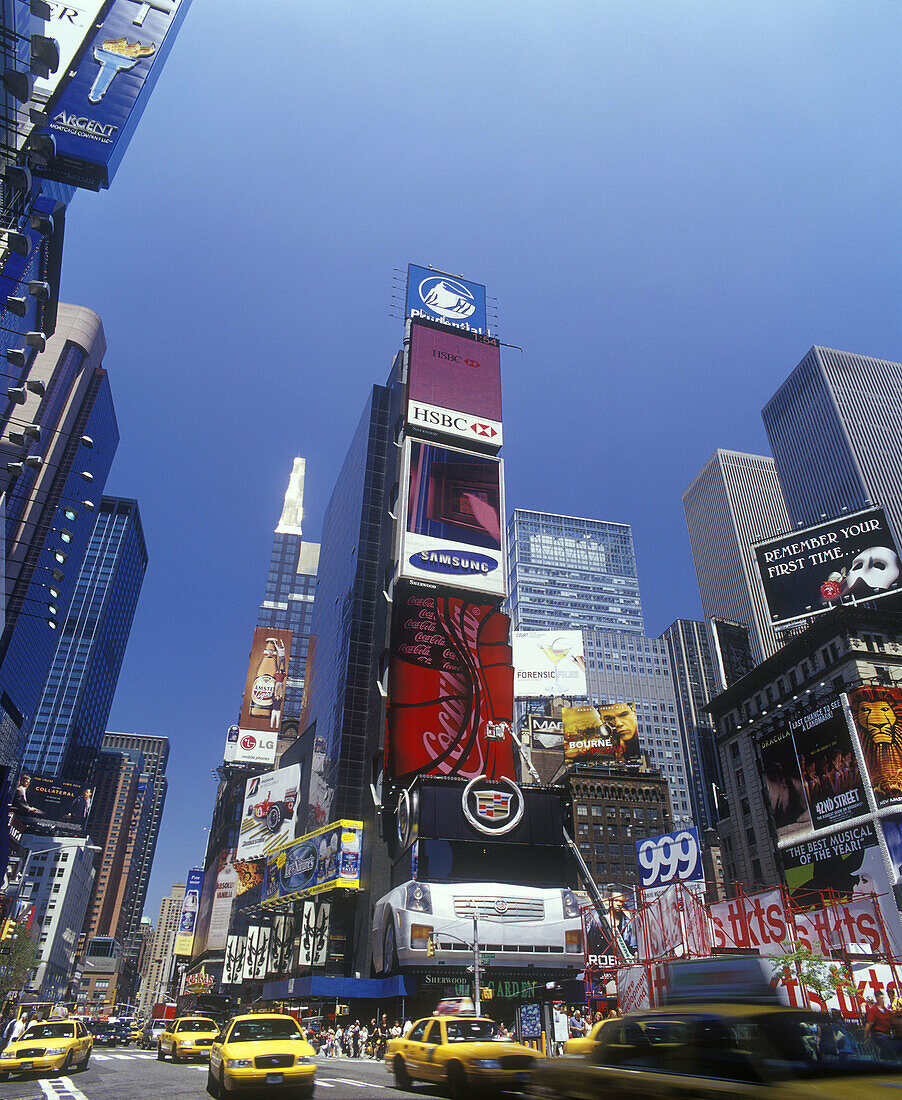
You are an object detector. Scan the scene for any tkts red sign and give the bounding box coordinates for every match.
[386,588,516,783]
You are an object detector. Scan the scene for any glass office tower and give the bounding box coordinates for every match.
[23,497,147,781]
[506,509,644,634]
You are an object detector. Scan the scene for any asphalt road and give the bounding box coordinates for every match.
[0,1047,457,1100]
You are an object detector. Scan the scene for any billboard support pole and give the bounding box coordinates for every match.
[509,722,541,784]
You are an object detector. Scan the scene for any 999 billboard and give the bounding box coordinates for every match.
[386,586,516,783]
[753,507,902,628]
[398,439,505,596]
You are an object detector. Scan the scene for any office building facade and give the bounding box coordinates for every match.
[137,883,184,1018]
[23,497,147,781]
[506,510,644,634]
[683,450,792,666]
[763,346,902,543]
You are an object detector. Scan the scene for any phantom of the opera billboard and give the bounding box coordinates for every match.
[10,774,93,837]
[562,702,641,764]
[760,697,867,842]
[406,319,502,450]
[236,764,302,861]
[753,507,902,628]
[512,629,587,699]
[386,587,516,783]
[846,685,902,808]
[398,439,505,596]
[405,264,488,335]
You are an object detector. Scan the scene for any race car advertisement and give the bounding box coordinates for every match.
[236,764,302,861]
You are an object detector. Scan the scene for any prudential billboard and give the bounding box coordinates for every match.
[37,0,192,190]
[406,264,488,335]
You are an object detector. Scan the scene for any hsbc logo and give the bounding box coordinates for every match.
[471,423,497,439]
[432,349,481,368]
[408,401,502,448]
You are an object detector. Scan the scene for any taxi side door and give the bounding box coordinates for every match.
[416,1021,445,1084]
[394,1019,433,1081]
[76,1020,92,1063]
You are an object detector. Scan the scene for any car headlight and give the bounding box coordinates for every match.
[472,1058,502,1069]
[44,1047,67,1055]
[178,1040,195,1046]
[405,881,432,913]
[295,1056,314,1065]
[225,1058,253,1068]
[561,888,581,919]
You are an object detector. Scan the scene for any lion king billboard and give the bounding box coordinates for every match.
[846,686,902,809]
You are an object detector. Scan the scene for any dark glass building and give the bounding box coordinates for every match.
[23,497,147,781]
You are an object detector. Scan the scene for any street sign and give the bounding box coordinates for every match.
[481,953,496,960]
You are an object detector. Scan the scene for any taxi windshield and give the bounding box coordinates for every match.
[757,1013,902,1077]
[22,1024,75,1040]
[178,1019,217,1032]
[228,1019,302,1043]
[445,1020,503,1043]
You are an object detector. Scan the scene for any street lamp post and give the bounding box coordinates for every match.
[427,917,483,1015]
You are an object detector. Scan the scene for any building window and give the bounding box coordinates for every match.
[576,806,588,817]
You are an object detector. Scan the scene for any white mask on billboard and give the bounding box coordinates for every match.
[843,546,900,592]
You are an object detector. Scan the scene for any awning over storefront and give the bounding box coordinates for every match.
[261,974,414,1001]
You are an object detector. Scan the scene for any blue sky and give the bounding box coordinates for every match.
[54,1,900,918]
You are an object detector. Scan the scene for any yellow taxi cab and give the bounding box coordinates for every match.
[564,1018,617,1056]
[385,1013,544,1096]
[0,1018,93,1079]
[157,1015,221,1062]
[207,1013,315,1096]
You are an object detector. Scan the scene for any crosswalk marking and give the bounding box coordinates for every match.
[321,1078,386,1089]
[39,1076,90,1100]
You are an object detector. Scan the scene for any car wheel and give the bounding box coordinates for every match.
[266,803,284,831]
[383,911,399,974]
[81,1051,90,1071]
[393,1055,412,1089]
[206,1065,219,1097]
[57,1051,73,1077]
[220,1067,232,1095]
[447,1061,467,1100]
[157,1042,165,1061]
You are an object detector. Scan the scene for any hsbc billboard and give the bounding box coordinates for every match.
[407,319,502,450]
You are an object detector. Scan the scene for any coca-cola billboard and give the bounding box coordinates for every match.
[385,585,516,783]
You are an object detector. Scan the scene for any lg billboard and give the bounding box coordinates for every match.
[754,507,902,628]
[406,319,502,450]
[398,439,505,597]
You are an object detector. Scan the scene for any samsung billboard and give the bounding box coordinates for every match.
[406,319,502,450]
[753,507,902,628]
[405,264,487,335]
[398,438,505,597]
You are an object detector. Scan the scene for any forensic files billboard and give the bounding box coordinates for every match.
[406,320,502,450]
[753,507,902,628]
[262,820,362,906]
[11,774,93,837]
[846,685,902,808]
[406,264,487,335]
[789,697,867,831]
[399,439,505,596]
[37,0,192,190]
[234,628,293,768]
[174,867,204,957]
[386,588,516,783]
[236,765,301,861]
[562,703,641,764]
[512,630,586,698]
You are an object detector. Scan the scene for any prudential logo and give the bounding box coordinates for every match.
[418,275,477,321]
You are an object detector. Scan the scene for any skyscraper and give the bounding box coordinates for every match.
[101,733,169,937]
[506,509,644,634]
[137,883,184,1018]
[763,346,902,541]
[256,458,319,728]
[683,450,792,665]
[23,497,147,781]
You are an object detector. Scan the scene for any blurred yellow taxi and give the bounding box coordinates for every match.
[158,1016,220,1062]
[564,1018,616,1056]
[386,1014,543,1096]
[207,1013,315,1096]
[526,1003,902,1100]
[0,1019,93,1078]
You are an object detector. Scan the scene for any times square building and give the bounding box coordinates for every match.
[248,270,587,1023]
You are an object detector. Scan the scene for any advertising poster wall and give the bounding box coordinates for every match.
[399,440,505,596]
[38,0,193,189]
[406,264,487,335]
[789,698,866,830]
[174,867,204,957]
[236,765,301,861]
[845,685,902,808]
[753,507,902,628]
[11,774,93,837]
[407,319,502,449]
[758,727,811,841]
[386,588,516,783]
[512,630,586,699]
[636,828,704,892]
[262,820,362,907]
[193,848,238,956]
[234,628,293,768]
[562,703,641,764]
[584,893,637,966]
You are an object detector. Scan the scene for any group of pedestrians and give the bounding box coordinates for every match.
[315,1014,410,1059]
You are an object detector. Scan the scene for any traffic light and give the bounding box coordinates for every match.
[0,919,15,953]
[426,935,436,957]
[481,987,493,1001]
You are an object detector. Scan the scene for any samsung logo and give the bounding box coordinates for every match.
[411,550,498,576]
